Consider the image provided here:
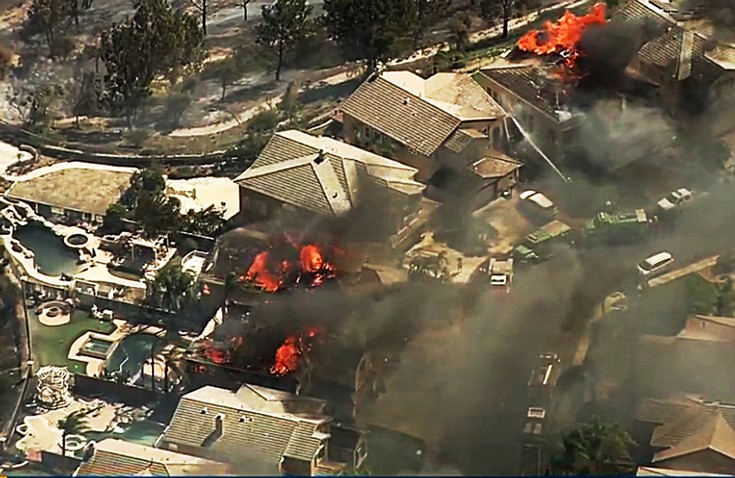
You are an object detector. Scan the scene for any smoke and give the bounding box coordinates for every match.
[683,0,735,32]
[577,21,641,89]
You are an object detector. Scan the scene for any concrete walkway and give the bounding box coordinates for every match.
[646,255,719,289]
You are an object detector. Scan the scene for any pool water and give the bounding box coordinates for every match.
[104,333,162,386]
[86,421,166,447]
[14,222,79,276]
[80,337,114,358]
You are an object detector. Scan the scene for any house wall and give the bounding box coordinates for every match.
[475,74,574,159]
[655,449,735,474]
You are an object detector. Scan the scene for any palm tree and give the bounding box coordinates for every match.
[549,419,635,475]
[57,410,90,457]
[147,260,197,315]
[223,271,239,304]
[163,347,189,394]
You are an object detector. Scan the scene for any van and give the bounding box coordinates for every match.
[638,251,674,277]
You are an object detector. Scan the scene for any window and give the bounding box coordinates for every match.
[492,127,501,147]
[364,126,372,139]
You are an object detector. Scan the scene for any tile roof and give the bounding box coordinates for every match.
[75,438,231,476]
[653,413,735,463]
[161,385,332,466]
[637,394,735,464]
[477,64,574,123]
[637,465,730,476]
[638,26,724,83]
[613,0,727,81]
[235,130,425,217]
[339,71,503,156]
[470,152,522,179]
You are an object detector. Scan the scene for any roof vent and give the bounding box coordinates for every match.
[403,98,410,105]
[200,407,208,414]
[314,150,327,165]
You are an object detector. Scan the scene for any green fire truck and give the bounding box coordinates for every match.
[514,220,575,264]
[581,209,653,246]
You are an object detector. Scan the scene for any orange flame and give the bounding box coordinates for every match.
[243,241,336,292]
[270,327,320,376]
[517,3,607,68]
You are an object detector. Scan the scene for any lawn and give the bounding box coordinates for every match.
[29,309,116,375]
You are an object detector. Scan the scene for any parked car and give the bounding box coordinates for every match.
[638,251,675,277]
[657,188,692,212]
[519,190,558,221]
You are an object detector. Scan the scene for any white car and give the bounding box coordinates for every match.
[519,190,558,219]
[657,188,692,212]
[638,251,674,277]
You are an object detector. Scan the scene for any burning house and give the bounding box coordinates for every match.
[234,129,435,254]
[473,2,683,176]
[158,384,367,475]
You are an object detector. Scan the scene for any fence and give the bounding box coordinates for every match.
[73,374,162,407]
[0,123,228,167]
[0,274,36,454]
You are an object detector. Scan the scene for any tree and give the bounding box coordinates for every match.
[189,0,209,35]
[66,0,93,30]
[278,80,302,123]
[224,271,239,303]
[715,277,734,316]
[147,259,197,313]
[323,0,418,72]
[69,70,100,127]
[181,205,226,237]
[481,0,523,38]
[135,192,182,238]
[255,0,314,81]
[234,0,251,20]
[57,410,90,457]
[549,419,634,475]
[26,0,70,58]
[11,83,65,129]
[213,51,246,101]
[163,91,192,128]
[103,203,128,232]
[99,0,204,125]
[163,346,188,393]
[414,0,448,47]
[448,11,472,51]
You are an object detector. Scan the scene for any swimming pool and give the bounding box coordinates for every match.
[80,337,114,359]
[104,333,162,387]
[14,222,79,276]
[86,421,166,447]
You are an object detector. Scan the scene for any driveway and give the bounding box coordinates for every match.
[474,196,536,255]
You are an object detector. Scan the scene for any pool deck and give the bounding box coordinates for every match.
[1,207,146,291]
[16,398,119,456]
[68,322,167,377]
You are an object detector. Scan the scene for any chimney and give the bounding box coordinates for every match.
[674,30,694,81]
[314,150,326,164]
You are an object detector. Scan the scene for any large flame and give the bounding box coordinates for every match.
[517,3,607,69]
[242,240,336,292]
[270,327,320,376]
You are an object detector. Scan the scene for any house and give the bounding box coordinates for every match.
[634,315,735,400]
[338,70,521,205]
[613,0,735,132]
[473,61,582,164]
[6,165,135,225]
[73,438,232,476]
[633,394,735,475]
[636,465,730,476]
[157,384,367,476]
[235,129,435,247]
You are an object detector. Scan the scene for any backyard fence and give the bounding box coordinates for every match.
[73,374,163,408]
